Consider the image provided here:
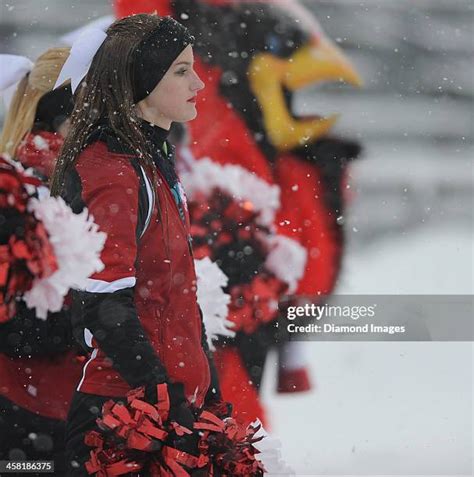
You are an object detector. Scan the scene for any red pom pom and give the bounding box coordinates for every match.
[84,385,268,476]
[84,384,198,476]
[0,156,57,322]
[228,272,287,333]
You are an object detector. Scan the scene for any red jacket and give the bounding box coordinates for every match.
[65,125,211,406]
[0,351,82,420]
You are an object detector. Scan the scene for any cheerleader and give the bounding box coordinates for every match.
[0,48,82,473]
[50,14,227,475]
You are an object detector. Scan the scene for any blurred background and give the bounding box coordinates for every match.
[1,0,472,475]
[1,0,472,293]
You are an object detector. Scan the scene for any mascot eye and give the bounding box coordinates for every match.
[266,33,283,54]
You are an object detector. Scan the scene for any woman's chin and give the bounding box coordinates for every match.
[180,107,198,122]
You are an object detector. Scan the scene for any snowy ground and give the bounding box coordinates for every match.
[262,223,473,476]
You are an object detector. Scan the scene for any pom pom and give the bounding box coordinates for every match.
[194,411,266,476]
[195,257,234,350]
[85,385,278,476]
[0,155,106,320]
[24,193,106,319]
[252,420,295,476]
[85,384,200,476]
[228,272,286,334]
[180,157,308,334]
[180,157,280,228]
[0,156,55,321]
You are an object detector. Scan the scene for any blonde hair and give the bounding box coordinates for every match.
[0,47,70,156]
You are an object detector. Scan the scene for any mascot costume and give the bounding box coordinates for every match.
[115,0,363,426]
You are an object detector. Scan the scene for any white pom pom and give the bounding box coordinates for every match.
[265,235,307,293]
[194,257,234,350]
[23,194,106,319]
[252,420,295,476]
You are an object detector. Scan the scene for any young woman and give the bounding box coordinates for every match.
[0,48,81,473]
[50,14,224,475]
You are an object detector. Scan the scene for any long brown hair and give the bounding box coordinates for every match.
[50,14,162,196]
[0,48,69,156]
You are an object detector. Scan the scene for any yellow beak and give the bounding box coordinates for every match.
[248,36,363,151]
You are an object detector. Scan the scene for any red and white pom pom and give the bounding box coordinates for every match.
[1,156,47,320]
[180,157,280,228]
[194,257,235,350]
[178,155,309,333]
[0,155,106,320]
[24,193,106,318]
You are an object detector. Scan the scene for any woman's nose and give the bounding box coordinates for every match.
[192,71,205,92]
